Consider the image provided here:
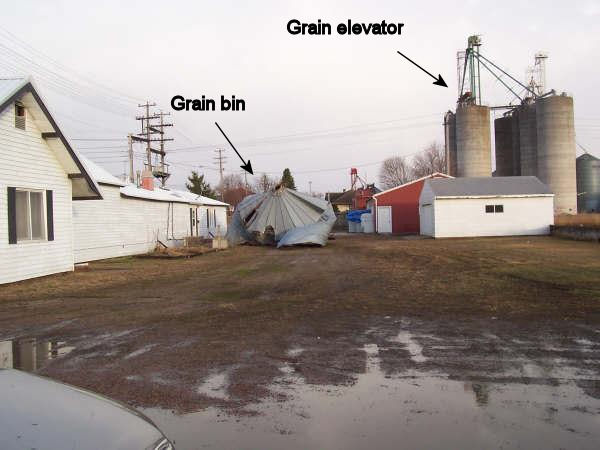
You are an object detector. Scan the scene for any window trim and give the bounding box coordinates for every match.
[15,188,47,243]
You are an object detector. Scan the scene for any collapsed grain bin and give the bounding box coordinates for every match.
[536,94,577,214]
[456,104,492,177]
[226,185,336,248]
[576,153,600,213]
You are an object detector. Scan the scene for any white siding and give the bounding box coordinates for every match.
[73,186,229,263]
[0,103,74,284]
[430,196,554,238]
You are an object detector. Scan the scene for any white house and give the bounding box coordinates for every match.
[0,77,101,284]
[419,176,554,238]
[73,156,228,263]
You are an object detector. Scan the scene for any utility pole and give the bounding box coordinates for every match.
[152,110,174,187]
[136,101,156,171]
[213,148,227,199]
[309,181,312,195]
[132,102,173,188]
[127,134,134,183]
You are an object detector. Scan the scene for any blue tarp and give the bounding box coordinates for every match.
[346,209,371,223]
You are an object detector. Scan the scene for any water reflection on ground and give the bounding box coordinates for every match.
[0,339,74,371]
[142,320,600,450]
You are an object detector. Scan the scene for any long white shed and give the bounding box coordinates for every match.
[419,176,554,238]
[73,156,229,263]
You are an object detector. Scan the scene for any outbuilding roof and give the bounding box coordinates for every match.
[426,176,553,198]
[0,77,101,199]
[79,155,230,206]
[374,172,452,197]
[78,154,126,187]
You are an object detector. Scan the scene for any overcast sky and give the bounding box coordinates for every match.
[2,0,599,194]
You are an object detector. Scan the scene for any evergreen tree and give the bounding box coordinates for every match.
[281,168,296,190]
[186,170,216,198]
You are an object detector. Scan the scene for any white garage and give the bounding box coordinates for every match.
[419,176,554,238]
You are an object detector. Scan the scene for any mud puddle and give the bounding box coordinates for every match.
[142,322,600,450]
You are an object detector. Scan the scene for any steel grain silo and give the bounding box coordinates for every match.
[510,112,521,176]
[494,116,514,176]
[456,104,491,177]
[576,153,600,212]
[518,102,537,176]
[444,111,457,176]
[536,94,577,214]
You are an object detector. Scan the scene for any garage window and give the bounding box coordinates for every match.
[485,204,504,214]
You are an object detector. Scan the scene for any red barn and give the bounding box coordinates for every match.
[372,173,452,234]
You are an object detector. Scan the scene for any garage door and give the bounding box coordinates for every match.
[377,206,392,233]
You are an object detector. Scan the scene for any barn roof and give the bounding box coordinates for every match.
[374,172,452,197]
[426,176,553,198]
[0,77,102,200]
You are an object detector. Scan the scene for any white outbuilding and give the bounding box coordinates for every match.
[73,156,229,263]
[419,176,554,238]
[0,77,102,284]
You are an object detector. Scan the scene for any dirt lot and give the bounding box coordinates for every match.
[1,234,599,414]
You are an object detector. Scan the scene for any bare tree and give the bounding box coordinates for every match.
[412,141,447,178]
[379,156,412,190]
[253,173,278,193]
[218,174,253,207]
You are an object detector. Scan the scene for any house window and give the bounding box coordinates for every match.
[15,103,26,130]
[15,190,46,241]
[485,205,494,213]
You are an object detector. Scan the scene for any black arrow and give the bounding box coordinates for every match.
[214,122,253,175]
[396,51,447,88]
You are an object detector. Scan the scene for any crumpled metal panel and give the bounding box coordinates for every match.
[226,186,336,247]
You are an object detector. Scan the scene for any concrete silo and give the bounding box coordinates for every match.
[456,104,492,177]
[518,102,537,176]
[576,153,600,212]
[444,111,457,176]
[494,115,514,176]
[510,112,521,176]
[536,94,577,214]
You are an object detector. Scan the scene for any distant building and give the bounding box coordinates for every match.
[419,176,554,238]
[0,77,101,284]
[326,190,354,213]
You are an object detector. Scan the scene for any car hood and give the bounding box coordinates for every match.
[0,369,166,450]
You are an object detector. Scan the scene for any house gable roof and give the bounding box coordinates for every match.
[0,77,101,199]
[426,176,553,198]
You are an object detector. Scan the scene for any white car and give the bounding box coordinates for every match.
[0,369,174,450]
